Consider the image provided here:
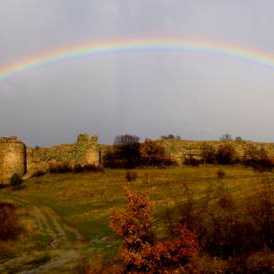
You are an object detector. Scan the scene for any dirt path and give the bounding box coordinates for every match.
[0,249,82,274]
[19,249,81,274]
[0,193,86,273]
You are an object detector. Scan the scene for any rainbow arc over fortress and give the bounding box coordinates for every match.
[1,37,274,81]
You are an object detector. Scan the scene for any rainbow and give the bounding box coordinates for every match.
[1,37,274,82]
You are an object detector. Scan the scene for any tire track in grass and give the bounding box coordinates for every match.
[3,195,60,243]
[41,206,68,246]
[18,250,81,274]
[0,249,82,274]
[42,206,84,242]
[0,192,86,273]
[0,192,84,245]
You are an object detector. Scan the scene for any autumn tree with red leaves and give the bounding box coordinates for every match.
[109,188,200,273]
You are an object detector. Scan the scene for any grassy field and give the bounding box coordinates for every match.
[0,165,273,273]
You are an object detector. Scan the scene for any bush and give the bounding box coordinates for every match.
[125,170,137,182]
[184,156,203,166]
[74,163,104,173]
[244,145,273,171]
[10,173,24,189]
[246,250,274,273]
[30,170,46,178]
[200,191,256,260]
[247,178,274,249]
[161,134,176,140]
[201,143,217,164]
[0,240,17,258]
[216,143,236,165]
[198,256,227,273]
[103,149,126,168]
[219,133,233,141]
[114,135,142,168]
[49,162,60,173]
[178,182,263,264]
[49,162,72,173]
[217,169,226,179]
[235,136,243,142]
[48,161,104,174]
[85,256,122,274]
[0,202,21,241]
[73,164,84,173]
[104,137,176,168]
[109,188,199,273]
[140,140,168,166]
[84,164,104,172]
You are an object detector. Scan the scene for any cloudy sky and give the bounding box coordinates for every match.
[1,1,274,146]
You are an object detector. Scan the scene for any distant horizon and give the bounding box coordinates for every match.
[2,133,274,148]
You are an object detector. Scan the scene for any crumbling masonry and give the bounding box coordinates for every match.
[0,133,100,184]
[1,133,274,184]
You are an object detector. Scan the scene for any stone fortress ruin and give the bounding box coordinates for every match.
[1,133,274,184]
[0,133,100,184]
[0,137,26,184]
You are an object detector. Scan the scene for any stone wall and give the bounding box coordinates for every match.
[1,133,274,183]
[26,133,100,174]
[156,139,274,165]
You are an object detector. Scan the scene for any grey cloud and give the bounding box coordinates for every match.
[1,1,274,145]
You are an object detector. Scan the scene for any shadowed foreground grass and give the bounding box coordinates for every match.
[0,165,273,272]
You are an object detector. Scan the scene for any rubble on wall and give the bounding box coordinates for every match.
[156,139,274,165]
[26,133,100,175]
[2,133,274,181]
[0,136,24,143]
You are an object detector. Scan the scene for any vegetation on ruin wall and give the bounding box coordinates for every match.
[103,136,274,169]
[28,143,97,163]
[3,134,274,165]
[25,134,99,167]
[156,138,274,163]
[0,136,23,144]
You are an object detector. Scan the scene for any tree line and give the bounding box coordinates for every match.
[103,134,174,168]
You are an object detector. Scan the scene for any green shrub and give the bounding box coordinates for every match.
[10,173,23,189]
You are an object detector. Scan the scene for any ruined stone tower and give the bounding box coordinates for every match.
[76,133,100,166]
[0,137,26,184]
